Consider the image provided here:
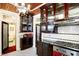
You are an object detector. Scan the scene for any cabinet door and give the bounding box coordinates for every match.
[48,44,53,56]
[48,4,53,16]
[43,43,49,56]
[69,3,79,17]
[55,3,65,21]
[22,16,28,24]
[20,13,33,32]
[43,43,53,56]
[41,8,47,23]
[37,42,43,56]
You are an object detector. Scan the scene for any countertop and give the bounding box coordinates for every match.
[43,40,79,52]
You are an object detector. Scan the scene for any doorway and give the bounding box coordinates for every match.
[2,21,9,54]
[2,22,16,54]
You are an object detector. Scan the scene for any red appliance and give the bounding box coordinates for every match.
[52,51,63,56]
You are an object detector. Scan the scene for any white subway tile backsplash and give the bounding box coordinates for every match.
[42,33,79,43]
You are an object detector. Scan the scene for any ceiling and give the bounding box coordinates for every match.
[29,3,42,10]
[0,3,45,15]
[12,3,44,15]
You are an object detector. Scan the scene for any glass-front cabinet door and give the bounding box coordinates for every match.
[41,9,47,23]
[48,4,53,17]
[69,3,79,18]
[47,4,55,33]
[40,5,48,32]
[55,3,65,21]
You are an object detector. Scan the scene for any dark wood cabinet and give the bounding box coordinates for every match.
[36,41,43,56]
[68,3,79,18]
[55,3,65,21]
[40,4,57,33]
[20,12,33,32]
[20,12,33,50]
[20,34,33,50]
[36,3,70,56]
[36,41,53,56]
[42,43,53,56]
[40,5,48,33]
[36,24,41,47]
[36,4,57,56]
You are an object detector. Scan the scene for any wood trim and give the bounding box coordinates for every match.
[46,7,48,31]
[36,24,41,47]
[64,3,69,19]
[31,8,40,15]
[30,3,42,10]
[53,3,56,16]
[2,21,9,53]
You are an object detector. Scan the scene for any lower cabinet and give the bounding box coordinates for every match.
[20,34,33,50]
[42,42,53,56]
[36,41,43,56]
[36,41,53,56]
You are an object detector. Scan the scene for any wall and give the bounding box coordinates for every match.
[33,14,40,47]
[42,33,79,44]
[58,25,79,34]
[0,9,19,55]
[0,21,2,55]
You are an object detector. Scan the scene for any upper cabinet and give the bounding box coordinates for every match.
[40,3,79,33]
[40,4,58,33]
[40,5,48,32]
[40,5,48,23]
[20,12,33,32]
[48,4,53,16]
[55,3,65,20]
[47,4,54,25]
[69,3,79,17]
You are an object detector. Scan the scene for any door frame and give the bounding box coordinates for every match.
[2,21,9,53]
[9,23,16,50]
[36,24,40,47]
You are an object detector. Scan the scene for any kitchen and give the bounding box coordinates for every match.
[0,3,79,56]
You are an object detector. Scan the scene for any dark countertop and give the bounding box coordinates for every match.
[43,40,79,52]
